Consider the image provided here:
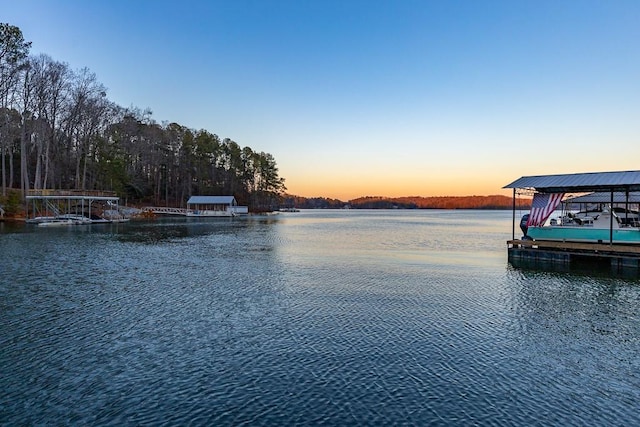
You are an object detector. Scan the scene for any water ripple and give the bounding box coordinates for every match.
[1,212,639,426]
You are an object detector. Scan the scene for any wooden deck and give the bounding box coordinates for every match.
[508,239,640,255]
[507,239,640,275]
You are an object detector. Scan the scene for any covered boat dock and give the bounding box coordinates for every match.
[25,189,128,224]
[185,196,248,217]
[503,170,640,275]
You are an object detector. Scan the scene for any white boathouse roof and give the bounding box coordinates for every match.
[503,170,640,193]
[187,196,236,205]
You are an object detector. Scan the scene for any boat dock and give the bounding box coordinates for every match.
[142,196,248,217]
[503,170,640,275]
[25,189,129,224]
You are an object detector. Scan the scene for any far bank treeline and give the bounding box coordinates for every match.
[281,195,531,210]
[0,23,285,212]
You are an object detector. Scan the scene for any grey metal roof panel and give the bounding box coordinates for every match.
[503,170,640,193]
[565,192,640,204]
[187,196,236,205]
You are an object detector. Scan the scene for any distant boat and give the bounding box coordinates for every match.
[31,213,127,226]
[279,207,300,212]
[26,216,57,224]
[37,215,91,227]
[37,219,76,227]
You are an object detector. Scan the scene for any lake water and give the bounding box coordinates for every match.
[1,210,639,426]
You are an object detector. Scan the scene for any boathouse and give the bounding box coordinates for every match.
[503,170,640,275]
[186,196,248,216]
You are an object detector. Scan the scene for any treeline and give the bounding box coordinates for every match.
[0,23,285,211]
[280,195,346,209]
[350,195,530,209]
[281,194,530,209]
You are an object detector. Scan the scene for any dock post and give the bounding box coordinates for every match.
[511,188,516,240]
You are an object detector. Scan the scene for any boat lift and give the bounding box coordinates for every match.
[25,189,127,224]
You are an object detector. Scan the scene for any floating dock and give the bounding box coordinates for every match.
[507,239,640,275]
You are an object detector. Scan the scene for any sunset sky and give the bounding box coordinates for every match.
[3,0,639,200]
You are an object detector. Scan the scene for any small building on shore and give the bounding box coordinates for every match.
[186,196,248,217]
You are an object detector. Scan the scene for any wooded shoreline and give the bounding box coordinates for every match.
[1,23,285,213]
[282,194,531,210]
[1,190,529,220]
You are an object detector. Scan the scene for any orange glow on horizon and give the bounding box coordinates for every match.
[284,174,514,201]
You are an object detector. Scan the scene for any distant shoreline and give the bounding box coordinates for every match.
[280,194,531,210]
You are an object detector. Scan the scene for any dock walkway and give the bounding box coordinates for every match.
[142,207,190,215]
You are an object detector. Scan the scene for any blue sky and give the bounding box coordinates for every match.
[3,0,640,199]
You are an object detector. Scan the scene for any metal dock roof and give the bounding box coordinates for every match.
[503,170,640,193]
[564,192,640,204]
[186,196,236,205]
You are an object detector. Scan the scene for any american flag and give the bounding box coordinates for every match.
[526,193,564,227]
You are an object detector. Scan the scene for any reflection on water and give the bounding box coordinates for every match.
[1,210,639,426]
[509,254,640,279]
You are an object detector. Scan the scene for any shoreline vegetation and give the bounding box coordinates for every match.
[1,190,529,221]
[1,23,285,214]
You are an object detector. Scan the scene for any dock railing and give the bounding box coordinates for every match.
[142,207,190,215]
